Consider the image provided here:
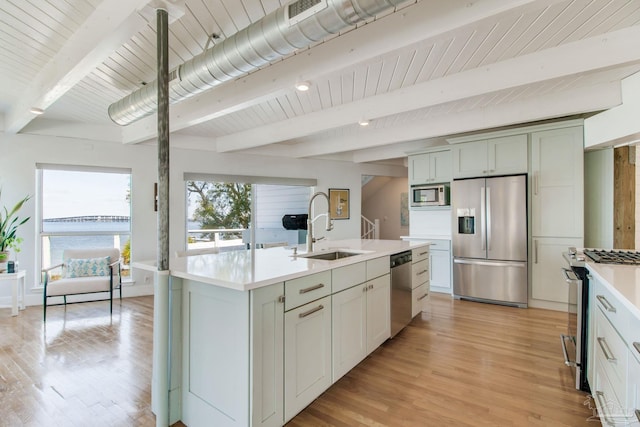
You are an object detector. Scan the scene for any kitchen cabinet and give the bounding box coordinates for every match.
[531,126,584,238]
[251,283,284,427]
[411,247,430,315]
[284,295,332,423]
[428,239,451,294]
[530,126,584,307]
[588,270,640,426]
[409,149,452,185]
[332,258,390,382]
[531,237,582,304]
[451,134,527,179]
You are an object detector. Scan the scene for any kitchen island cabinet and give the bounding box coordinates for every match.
[586,262,640,425]
[161,239,428,427]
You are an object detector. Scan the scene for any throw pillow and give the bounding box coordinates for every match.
[64,256,111,278]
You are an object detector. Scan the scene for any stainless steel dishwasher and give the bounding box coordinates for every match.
[390,250,413,337]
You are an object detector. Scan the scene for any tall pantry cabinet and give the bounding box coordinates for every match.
[530,126,584,306]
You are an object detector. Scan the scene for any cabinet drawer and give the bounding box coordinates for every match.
[595,307,628,403]
[332,262,366,294]
[411,283,429,317]
[366,256,390,281]
[593,276,630,339]
[412,259,429,288]
[285,271,331,311]
[412,247,429,263]
[428,240,450,251]
[594,358,628,425]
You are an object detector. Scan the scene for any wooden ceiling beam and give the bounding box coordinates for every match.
[4,0,155,134]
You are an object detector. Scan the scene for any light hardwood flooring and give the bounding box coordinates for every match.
[0,294,596,426]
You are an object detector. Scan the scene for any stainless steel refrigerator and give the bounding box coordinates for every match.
[452,174,528,307]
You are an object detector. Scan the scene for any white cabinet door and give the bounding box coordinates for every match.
[251,284,284,427]
[366,274,390,354]
[452,140,488,178]
[332,285,367,382]
[430,149,452,183]
[409,150,452,185]
[429,249,451,294]
[628,350,640,426]
[409,153,430,185]
[531,126,584,238]
[488,134,528,175]
[531,237,583,303]
[284,296,332,423]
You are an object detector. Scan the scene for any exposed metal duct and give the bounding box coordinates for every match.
[108,0,407,126]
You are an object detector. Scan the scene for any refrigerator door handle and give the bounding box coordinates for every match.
[453,258,526,268]
[486,187,492,251]
[480,186,486,250]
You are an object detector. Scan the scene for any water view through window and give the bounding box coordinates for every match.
[40,168,131,277]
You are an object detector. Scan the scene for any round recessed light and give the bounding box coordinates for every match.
[30,107,44,115]
[295,81,311,91]
[358,119,370,126]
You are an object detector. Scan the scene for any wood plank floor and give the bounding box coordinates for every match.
[0,294,597,426]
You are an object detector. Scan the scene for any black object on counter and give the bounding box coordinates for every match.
[282,214,308,230]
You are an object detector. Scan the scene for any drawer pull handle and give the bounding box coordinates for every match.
[595,391,617,426]
[597,337,616,362]
[634,342,640,355]
[417,293,429,301]
[417,270,428,275]
[299,283,324,294]
[596,295,616,313]
[419,251,428,256]
[299,304,324,318]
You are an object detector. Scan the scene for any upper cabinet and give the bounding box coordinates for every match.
[452,134,528,179]
[409,149,452,185]
[531,126,584,238]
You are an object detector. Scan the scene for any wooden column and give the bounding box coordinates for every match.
[154,7,170,427]
[614,146,635,249]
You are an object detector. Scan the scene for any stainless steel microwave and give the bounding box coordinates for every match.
[411,184,450,207]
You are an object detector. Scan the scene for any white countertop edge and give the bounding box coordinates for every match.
[133,240,430,291]
[586,262,640,320]
[400,235,451,240]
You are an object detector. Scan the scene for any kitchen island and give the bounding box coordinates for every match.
[585,261,640,426]
[147,239,430,427]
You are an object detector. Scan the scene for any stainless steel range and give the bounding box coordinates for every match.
[583,249,640,265]
[561,248,640,392]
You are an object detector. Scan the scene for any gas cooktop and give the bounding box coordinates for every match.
[584,249,640,265]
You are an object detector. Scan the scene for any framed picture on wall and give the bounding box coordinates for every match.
[329,188,350,220]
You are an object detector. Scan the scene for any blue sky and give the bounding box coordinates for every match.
[42,170,131,218]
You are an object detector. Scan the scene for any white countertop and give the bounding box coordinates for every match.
[133,239,429,292]
[400,235,451,240]
[586,261,640,320]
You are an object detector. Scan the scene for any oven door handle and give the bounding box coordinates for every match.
[560,334,576,367]
[561,267,580,283]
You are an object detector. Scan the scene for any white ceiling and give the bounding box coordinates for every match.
[1,0,640,164]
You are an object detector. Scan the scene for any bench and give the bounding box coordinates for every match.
[42,248,122,321]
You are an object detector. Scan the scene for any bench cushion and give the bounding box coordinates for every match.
[46,276,112,296]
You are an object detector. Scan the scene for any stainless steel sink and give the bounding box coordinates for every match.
[298,250,365,261]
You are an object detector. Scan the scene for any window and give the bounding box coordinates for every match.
[185,174,316,252]
[38,166,132,279]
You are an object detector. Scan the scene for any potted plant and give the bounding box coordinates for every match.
[0,190,31,268]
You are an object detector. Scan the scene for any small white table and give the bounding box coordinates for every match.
[0,270,26,316]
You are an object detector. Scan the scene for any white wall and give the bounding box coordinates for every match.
[409,209,452,238]
[584,148,614,249]
[0,132,406,305]
[361,177,409,240]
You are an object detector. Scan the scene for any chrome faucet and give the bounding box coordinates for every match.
[307,191,334,253]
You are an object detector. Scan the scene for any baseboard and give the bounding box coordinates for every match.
[527,298,567,312]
